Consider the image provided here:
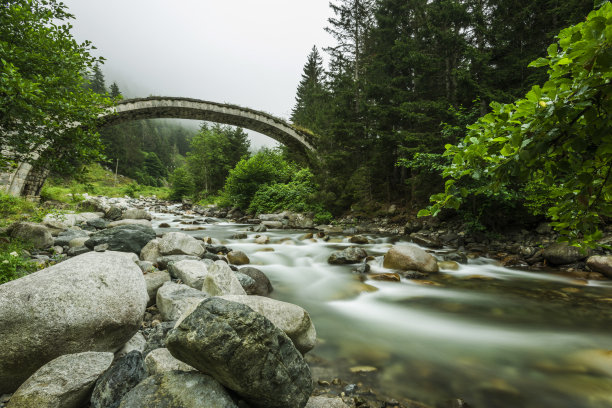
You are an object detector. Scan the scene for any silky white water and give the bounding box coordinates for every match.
[151,210,612,407]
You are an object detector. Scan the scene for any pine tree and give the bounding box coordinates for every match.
[90,63,107,95]
[291,46,327,130]
[109,82,122,100]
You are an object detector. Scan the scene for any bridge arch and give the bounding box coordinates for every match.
[98,97,316,156]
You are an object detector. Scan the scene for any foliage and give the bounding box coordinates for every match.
[0,0,110,174]
[249,168,317,213]
[421,3,612,246]
[222,149,296,209]
[186,124,250,196]
[169,167,194,201]
[0,239,37,284]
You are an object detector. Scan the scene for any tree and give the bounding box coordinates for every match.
[169,167,194,201]
[421,3,612,246]
[186,123,250,196]
[291,46,328,131]
[0,0,110,174]
[89,63,106,95]
[109,82,122,100]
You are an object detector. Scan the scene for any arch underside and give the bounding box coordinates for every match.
[98,98,315,156]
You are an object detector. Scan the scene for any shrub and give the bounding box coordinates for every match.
[169,167,194,201]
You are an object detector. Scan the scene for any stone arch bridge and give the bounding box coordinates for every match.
[1,97,316,196]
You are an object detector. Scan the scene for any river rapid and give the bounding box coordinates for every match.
[151,206,612,408]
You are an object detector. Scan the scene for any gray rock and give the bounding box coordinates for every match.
[0,251,148,393]
[252,224,267,233]
[10,222,53,249]
[166,297,313,408]
[144,348,196,375]
[287,213,314,229]
[144,270,171,307]
[443,251,468,264]
[231,232,247,239]
[139,238,161,263]
[258,213,286,222]
[328,247,368,265]
[156,255,202,270]
[156,281,208,322]
[85,224,156,254]
[121,209,152,221]
[383,244,439,273]
[220,295,316,354]
[68,236,89,248]
[158,232,205,257]
[586,255,612,278]
[227,250,250,265]
[168,259,211,289]
[54,229,89,247]
[305,396,350,408]
[43,212,104,235]
[118,371,238,408]
[410,232,443,249]
[107,219,152,228]
[136,260,155,273]
[105,206,123,221]
[7,352,113,408]
[116,333,147,359]
[254,235,270,244]
[262,220,283,229]
[202,261,247,296]
[143,322,176,357]
[94,243,110,252]
[349,235,369,244]
[239,267,273,296]
[542,242,590,265]
[91,351,147,408]
[67,245,91,257]
[234,272,257,293]
[86,218,108,229]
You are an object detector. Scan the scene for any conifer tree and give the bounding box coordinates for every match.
[291,46,327,130]
[90,63,107,95]
[109,82,122,100]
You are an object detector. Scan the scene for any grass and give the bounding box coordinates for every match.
[0,239,38,284]
[41,163,170,201]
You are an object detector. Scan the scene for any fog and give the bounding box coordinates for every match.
[62,0,334,148]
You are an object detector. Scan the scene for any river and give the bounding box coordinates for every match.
[151,207,612,408]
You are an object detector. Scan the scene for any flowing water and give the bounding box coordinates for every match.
[151,208,612,408]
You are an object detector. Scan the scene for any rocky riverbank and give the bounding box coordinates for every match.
[1,195,611,408]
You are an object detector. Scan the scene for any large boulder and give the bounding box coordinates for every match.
[85,224,156,254]
[383,244,439,273]
[0,251,148,393]
[7,352,113,408]
[10,222,53,249]
[220,295,316,354]
[328,247,367,265]
[587,255,612,278]
[118,371,238,408]
[202,261,247,296]
[156,281,208,322]
[239,267,273,296]
[158,232,205,257]
[90,351,147,408]
[288,213,314,229]
[166,297,313,408]
[543,242,590,265]
[107,219,152,228]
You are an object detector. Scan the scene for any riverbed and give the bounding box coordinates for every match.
[151,207,612,408]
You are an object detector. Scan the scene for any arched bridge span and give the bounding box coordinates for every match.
[98,97,316,155]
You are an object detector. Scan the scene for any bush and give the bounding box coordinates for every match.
[169,167,194,201]
[249,168,316,214]
[222,149,295,209]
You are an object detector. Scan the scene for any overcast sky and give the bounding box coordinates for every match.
[62,0,334,148]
